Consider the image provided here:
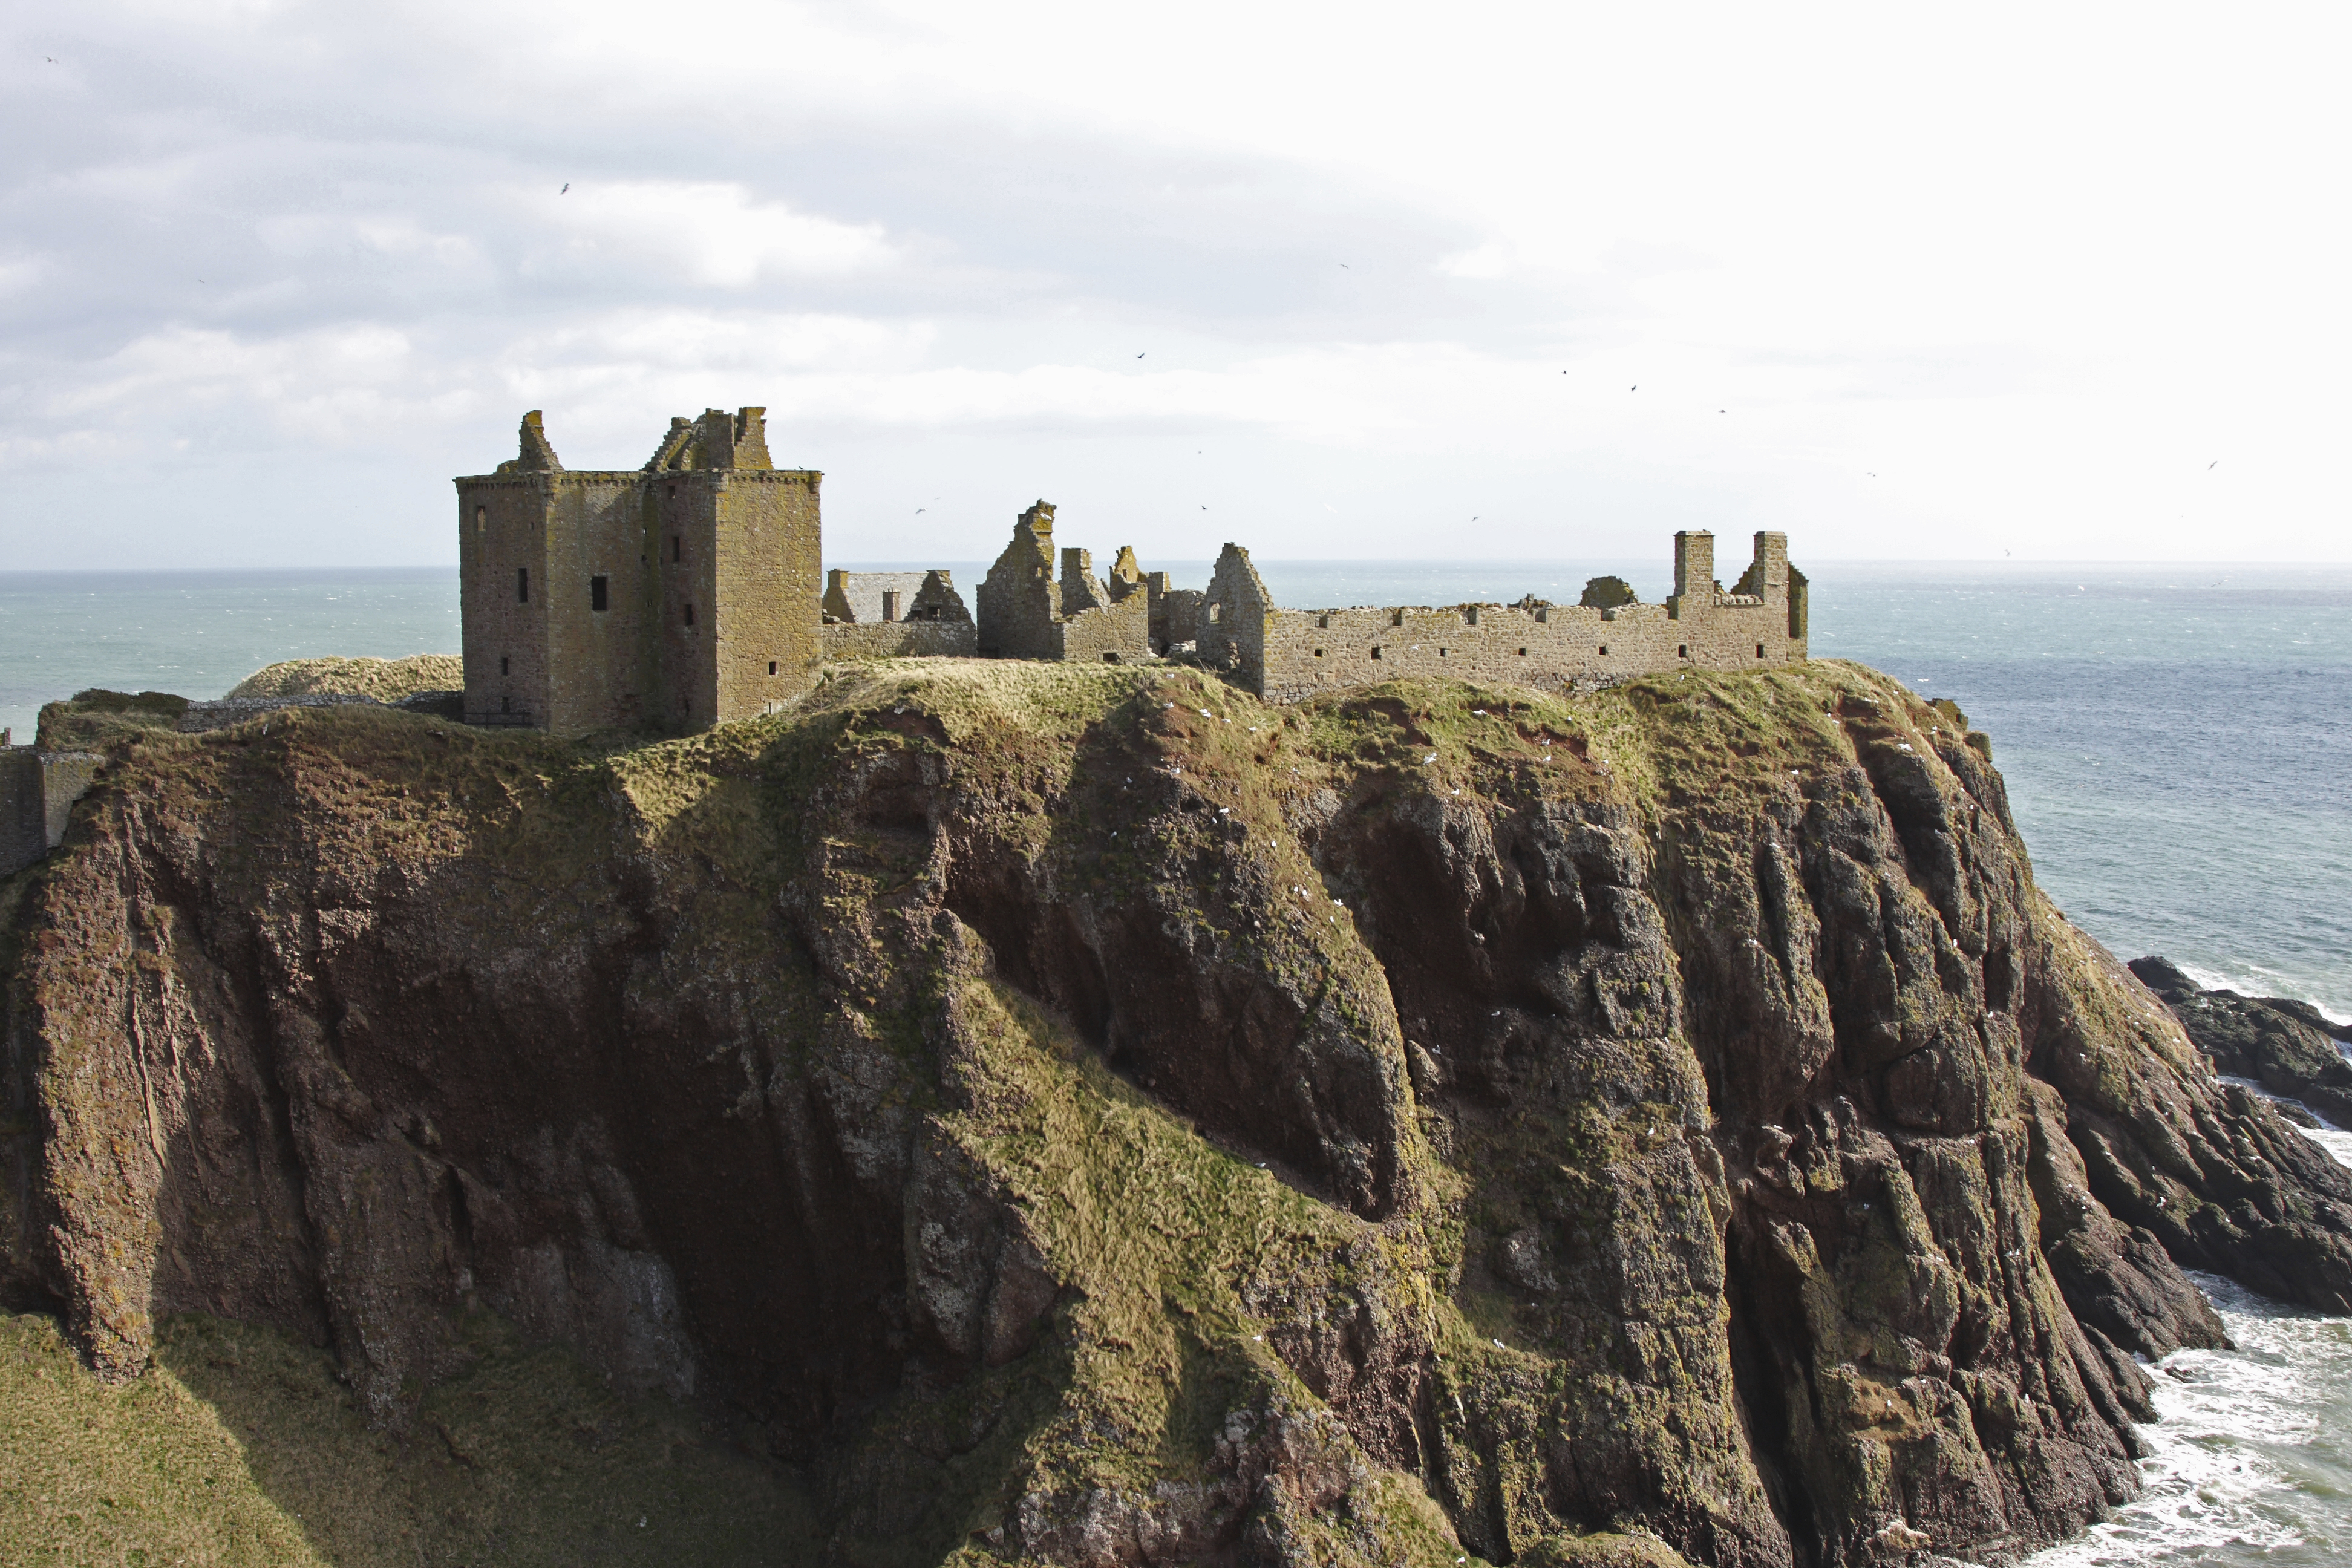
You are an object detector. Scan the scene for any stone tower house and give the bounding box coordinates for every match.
[456,407,823,734]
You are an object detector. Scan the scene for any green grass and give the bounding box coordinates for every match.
[0,1310,819,1567]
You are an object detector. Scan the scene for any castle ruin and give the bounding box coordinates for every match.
[457,404,1806,735]
[1196,529,1807,702]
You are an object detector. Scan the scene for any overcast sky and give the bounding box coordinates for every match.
[3,2,2347,569]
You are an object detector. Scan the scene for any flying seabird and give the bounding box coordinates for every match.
[560,183,569,194]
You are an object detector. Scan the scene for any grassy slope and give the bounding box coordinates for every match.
[1,656,1966,1567]
[226,655,463,702]
[0,1311,815,1566]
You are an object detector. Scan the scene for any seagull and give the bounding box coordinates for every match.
[1630,385,1638,391]
[560,183,569,194]
[1136,352,1145,359]
[1200,505,1207,511]
[45,56,57,63]
[1339,263,1350,269]
[2208,460,2218,469]
[914,508,925,514]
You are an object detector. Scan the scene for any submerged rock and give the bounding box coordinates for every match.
[2,661,2347,1567]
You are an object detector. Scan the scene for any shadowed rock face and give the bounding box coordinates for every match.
[4,663,2348,1568]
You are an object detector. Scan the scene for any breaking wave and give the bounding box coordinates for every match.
[2023,1126,2352,1567]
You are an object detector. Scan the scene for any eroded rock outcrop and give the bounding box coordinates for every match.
[3,661,2347,1567]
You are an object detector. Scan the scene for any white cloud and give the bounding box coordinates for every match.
[528,182,895,287]
[0,1,2348,563]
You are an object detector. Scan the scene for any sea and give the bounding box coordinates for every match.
[1,557,2346,1564]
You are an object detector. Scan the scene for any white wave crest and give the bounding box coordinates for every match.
[2024,1274,2352,1566]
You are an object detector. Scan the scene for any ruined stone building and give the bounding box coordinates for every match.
[973,503,1201,662]
[821,570,976,660]
[457,408,824,733]
[459,404,1806,736]
[1195,529,1808,702]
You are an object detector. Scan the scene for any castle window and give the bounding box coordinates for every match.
[1371,647,1382,660]
[1599,645,1609,656]
[500,696,511,714]
[474,506,485,537]
[590,575,609,612]
[517,567,529,603]
[672,535,681,563]
[1677,644,1689,658]
[1313,648,1324,658]
[1757,643,1766,658]
[1439,648,1448,658]
[684,603,696,627]
[500,656,509,676]
[768,661,778,676]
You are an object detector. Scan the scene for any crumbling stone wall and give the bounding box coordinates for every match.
[1138,572,1203,653]
[825,570,972,630]
[818,620,979,661]
[0,749,102,878]
[1054,593,1151,663]
[1204,532,1808,702]
[975,504,1152,663]
[976,502,1062,658]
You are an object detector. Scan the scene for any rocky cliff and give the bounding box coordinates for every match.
[5,659,2349,1568]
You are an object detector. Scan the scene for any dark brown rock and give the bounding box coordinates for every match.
[5,665,2349,1568]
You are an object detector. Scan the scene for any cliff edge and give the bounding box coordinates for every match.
[4,658,2348,1568]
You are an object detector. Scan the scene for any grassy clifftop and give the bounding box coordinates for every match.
[3,656,2345,1568]
[226,653,462,702]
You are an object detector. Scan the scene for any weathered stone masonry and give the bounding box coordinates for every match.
[1198,528,1808,702]
[821,569,976,660]
[458,403,1808,736]
[0,749,101,878]
[457,408,825,734]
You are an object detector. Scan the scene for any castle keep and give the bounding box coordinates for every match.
[457,407,823,733]
[457,403,1806,734]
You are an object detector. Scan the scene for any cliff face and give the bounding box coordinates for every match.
[5,660,2349,1568]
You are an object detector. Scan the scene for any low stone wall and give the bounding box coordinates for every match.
[1249,598,1802,702]
[1053,593,1150,663]
[820,620,979,661]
